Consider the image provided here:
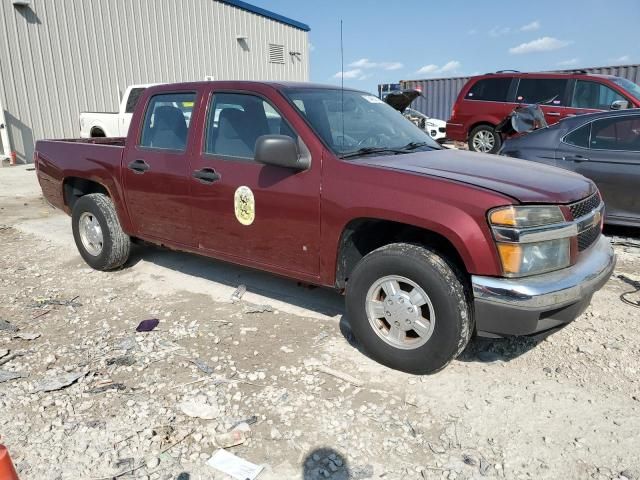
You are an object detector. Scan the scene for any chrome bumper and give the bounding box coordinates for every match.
[472,235,615,310]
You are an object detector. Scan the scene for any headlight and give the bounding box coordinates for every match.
[489,205,564,227]
[496,238,570,276]
[489,205,573,277]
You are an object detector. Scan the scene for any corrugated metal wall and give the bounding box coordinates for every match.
[0,0,309,162]
[398,64,640,121]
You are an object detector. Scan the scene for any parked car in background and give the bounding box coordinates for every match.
[384,89,447,143]
[500,106,640,227]
[35,81,614,374]
[447,71,640,153]
[80,84,160,138]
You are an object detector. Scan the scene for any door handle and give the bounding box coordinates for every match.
[192,168,221,184]
[546,112,561,117]
[128,159,150,174]
[563,155,589,162]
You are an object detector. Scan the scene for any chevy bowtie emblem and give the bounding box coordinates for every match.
[593,210,602,227]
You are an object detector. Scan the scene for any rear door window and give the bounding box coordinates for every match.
[571,80,626,110]
[590,115,640,152]
[563,123,591,148]
[139,92,196,151]
[516,79,568,105]
[125,88,146,113]
[466,78,512,101]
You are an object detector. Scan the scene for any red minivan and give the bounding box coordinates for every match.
[447,71,640,153]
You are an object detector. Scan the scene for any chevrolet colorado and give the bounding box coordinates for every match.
[35,81,615,374]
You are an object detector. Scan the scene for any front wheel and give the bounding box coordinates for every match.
[71,193,131,271]
[346,243,472,374]
[468,125,501,153]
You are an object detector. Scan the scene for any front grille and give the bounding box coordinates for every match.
[570,193,600,219]
[578,223,600,251]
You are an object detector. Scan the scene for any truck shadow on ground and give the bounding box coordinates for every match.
[128,244,545,368]
[126,243,345,318]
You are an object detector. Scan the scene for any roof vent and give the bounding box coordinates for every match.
[268,44,285,64]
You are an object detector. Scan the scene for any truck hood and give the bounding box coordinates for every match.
[353,148,595,204]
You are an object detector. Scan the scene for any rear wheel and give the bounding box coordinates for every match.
[346,243,473,374]
[468,125,501,153]
[72,193,130,270]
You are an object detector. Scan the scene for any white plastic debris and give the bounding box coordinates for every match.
[207,449,264,480]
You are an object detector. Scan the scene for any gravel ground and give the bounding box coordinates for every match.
[1,167,639,480]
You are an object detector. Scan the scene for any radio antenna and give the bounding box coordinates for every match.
[340,19,345,150]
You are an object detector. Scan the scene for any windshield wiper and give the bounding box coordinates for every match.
[339,146,407,159]
[398,141,434,151]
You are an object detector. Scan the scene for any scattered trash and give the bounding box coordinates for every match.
[179,399,220,419]
[479,458,491,476]
[0,320,17,332]
[32,371,86,393]
[214,423,251,448]
[207,449,264,480]
[315,365,364,387]
[191,359,214,375]
[0,370,24,384]
[106,355,136,367]
[87,382,127,394]
[136,318,160,332]
[280,346,294,354]
[243,304,273,314]
[618,274,640,308]
[230,415,258,430]
[230,284,247,303]
[29,296,82,308]
[13,332,40,341]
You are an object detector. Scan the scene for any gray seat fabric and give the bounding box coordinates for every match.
[149,106,188,150]
[214,108,254,157]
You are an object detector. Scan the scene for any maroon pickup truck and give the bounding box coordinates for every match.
[35,81,615,373]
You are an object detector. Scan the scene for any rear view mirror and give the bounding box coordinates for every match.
[610,100,629,110]
[255,135,310,170]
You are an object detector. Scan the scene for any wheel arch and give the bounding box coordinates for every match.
[62,176,134,234]
[335,217,471,290]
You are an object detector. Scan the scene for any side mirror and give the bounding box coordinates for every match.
[255,135,310,170]
[610,100,629,110]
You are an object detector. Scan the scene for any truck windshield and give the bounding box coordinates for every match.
[282,88,440,157]
[612,77,640,100]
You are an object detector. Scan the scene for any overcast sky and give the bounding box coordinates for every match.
[252,0,639,93]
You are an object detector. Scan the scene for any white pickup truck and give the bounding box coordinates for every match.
[80,84,159,138]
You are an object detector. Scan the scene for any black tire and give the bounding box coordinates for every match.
[91,128,106,138]
[346,243,473,374]
[71,193,130,270]
[468,125,501,154]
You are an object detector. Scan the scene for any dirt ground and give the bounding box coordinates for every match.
[1,166,639,480]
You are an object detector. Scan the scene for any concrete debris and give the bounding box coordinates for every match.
[13,332,41,340]
[32,371,86,393]
[0,319,17,332]
[0,370,24,383]
[179,398,220,420]
[315,365,364,387]
[243,304,274,314]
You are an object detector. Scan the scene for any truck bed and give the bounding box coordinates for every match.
[34,137,126,214]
